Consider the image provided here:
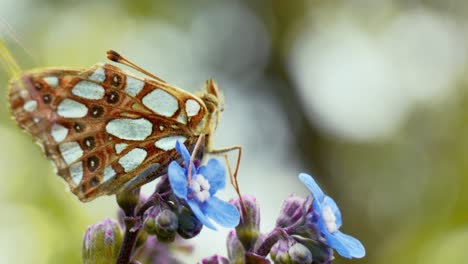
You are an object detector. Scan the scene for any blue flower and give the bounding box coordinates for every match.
[299,173,365,259]
[168,141,240,230]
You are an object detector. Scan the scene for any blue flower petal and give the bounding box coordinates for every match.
[299,173,325,202]
[326,231,365,258]
[323,196,342,228]
[322,230,351,258]
[176,141,191,166]
[168,161,188,199]
[198,159,225,195]
[312,198,323,214]
[187,200,217,230]
[205,196,240,228]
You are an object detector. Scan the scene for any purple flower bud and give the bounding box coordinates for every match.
[177,206,203,239]
[227,230,245,263]
[82,218,123,264]
[232,195,261,251]
[275,195,308,228]
[201,254,230,264]
[155,209,179,243]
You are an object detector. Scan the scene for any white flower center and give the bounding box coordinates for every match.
[322,205,338,233]
[189,174,211,202]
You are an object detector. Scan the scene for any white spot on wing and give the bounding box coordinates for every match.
[103,166,116,182]
[89,67,106,82]
[155,136,187,151]
[19,90,29,98]
[51,124,68,143]
[185,99,201,117]
[177,114,186,124]
[106,118,153,141]
[59,141,83,165]
[142,89,178,117]
[72,81,105,99]
[115,143,128,154]
[57,99,88,118]
[118,148,147,173]
[43,76,59,87]
[69,162,83,185]
[23,100,37,112]
[125,76,145,96]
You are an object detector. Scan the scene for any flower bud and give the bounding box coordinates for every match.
[292,235,333,264]
[276,195,308,228]
[270,238,293,263]
[177,206,203,239]
[270,238,313,264]
[288,243,313,264]
[232,195,260,251]
[155,209,178,243]
[201,254,230,264]
[135,230,148,249]
[227,230,245,264]
[116,188,140,216]
[143,206,161,235]
[82,218,123,264]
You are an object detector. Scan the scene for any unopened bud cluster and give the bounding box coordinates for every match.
[220,193,338,264]
[80,147,365,264]
[144,207,177,242]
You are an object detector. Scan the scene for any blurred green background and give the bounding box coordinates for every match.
[2,0,468,263]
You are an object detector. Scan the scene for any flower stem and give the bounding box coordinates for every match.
[117,218,141,264]
[116,180,168,264]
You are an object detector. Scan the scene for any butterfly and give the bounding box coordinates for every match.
[8,50,242,202]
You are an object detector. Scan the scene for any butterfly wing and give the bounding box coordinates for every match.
[9,63,209,201]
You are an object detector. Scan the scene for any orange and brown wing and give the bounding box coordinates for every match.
[8,63,208,201]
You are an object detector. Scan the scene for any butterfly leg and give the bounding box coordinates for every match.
[207,145,246,213]
[186,134,206,184]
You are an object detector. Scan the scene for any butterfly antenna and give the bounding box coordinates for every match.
[0,39,21,78]
[106,50,166,83]
[0,16,38,69]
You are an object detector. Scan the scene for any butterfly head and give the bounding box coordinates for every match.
[200,79,224,130]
